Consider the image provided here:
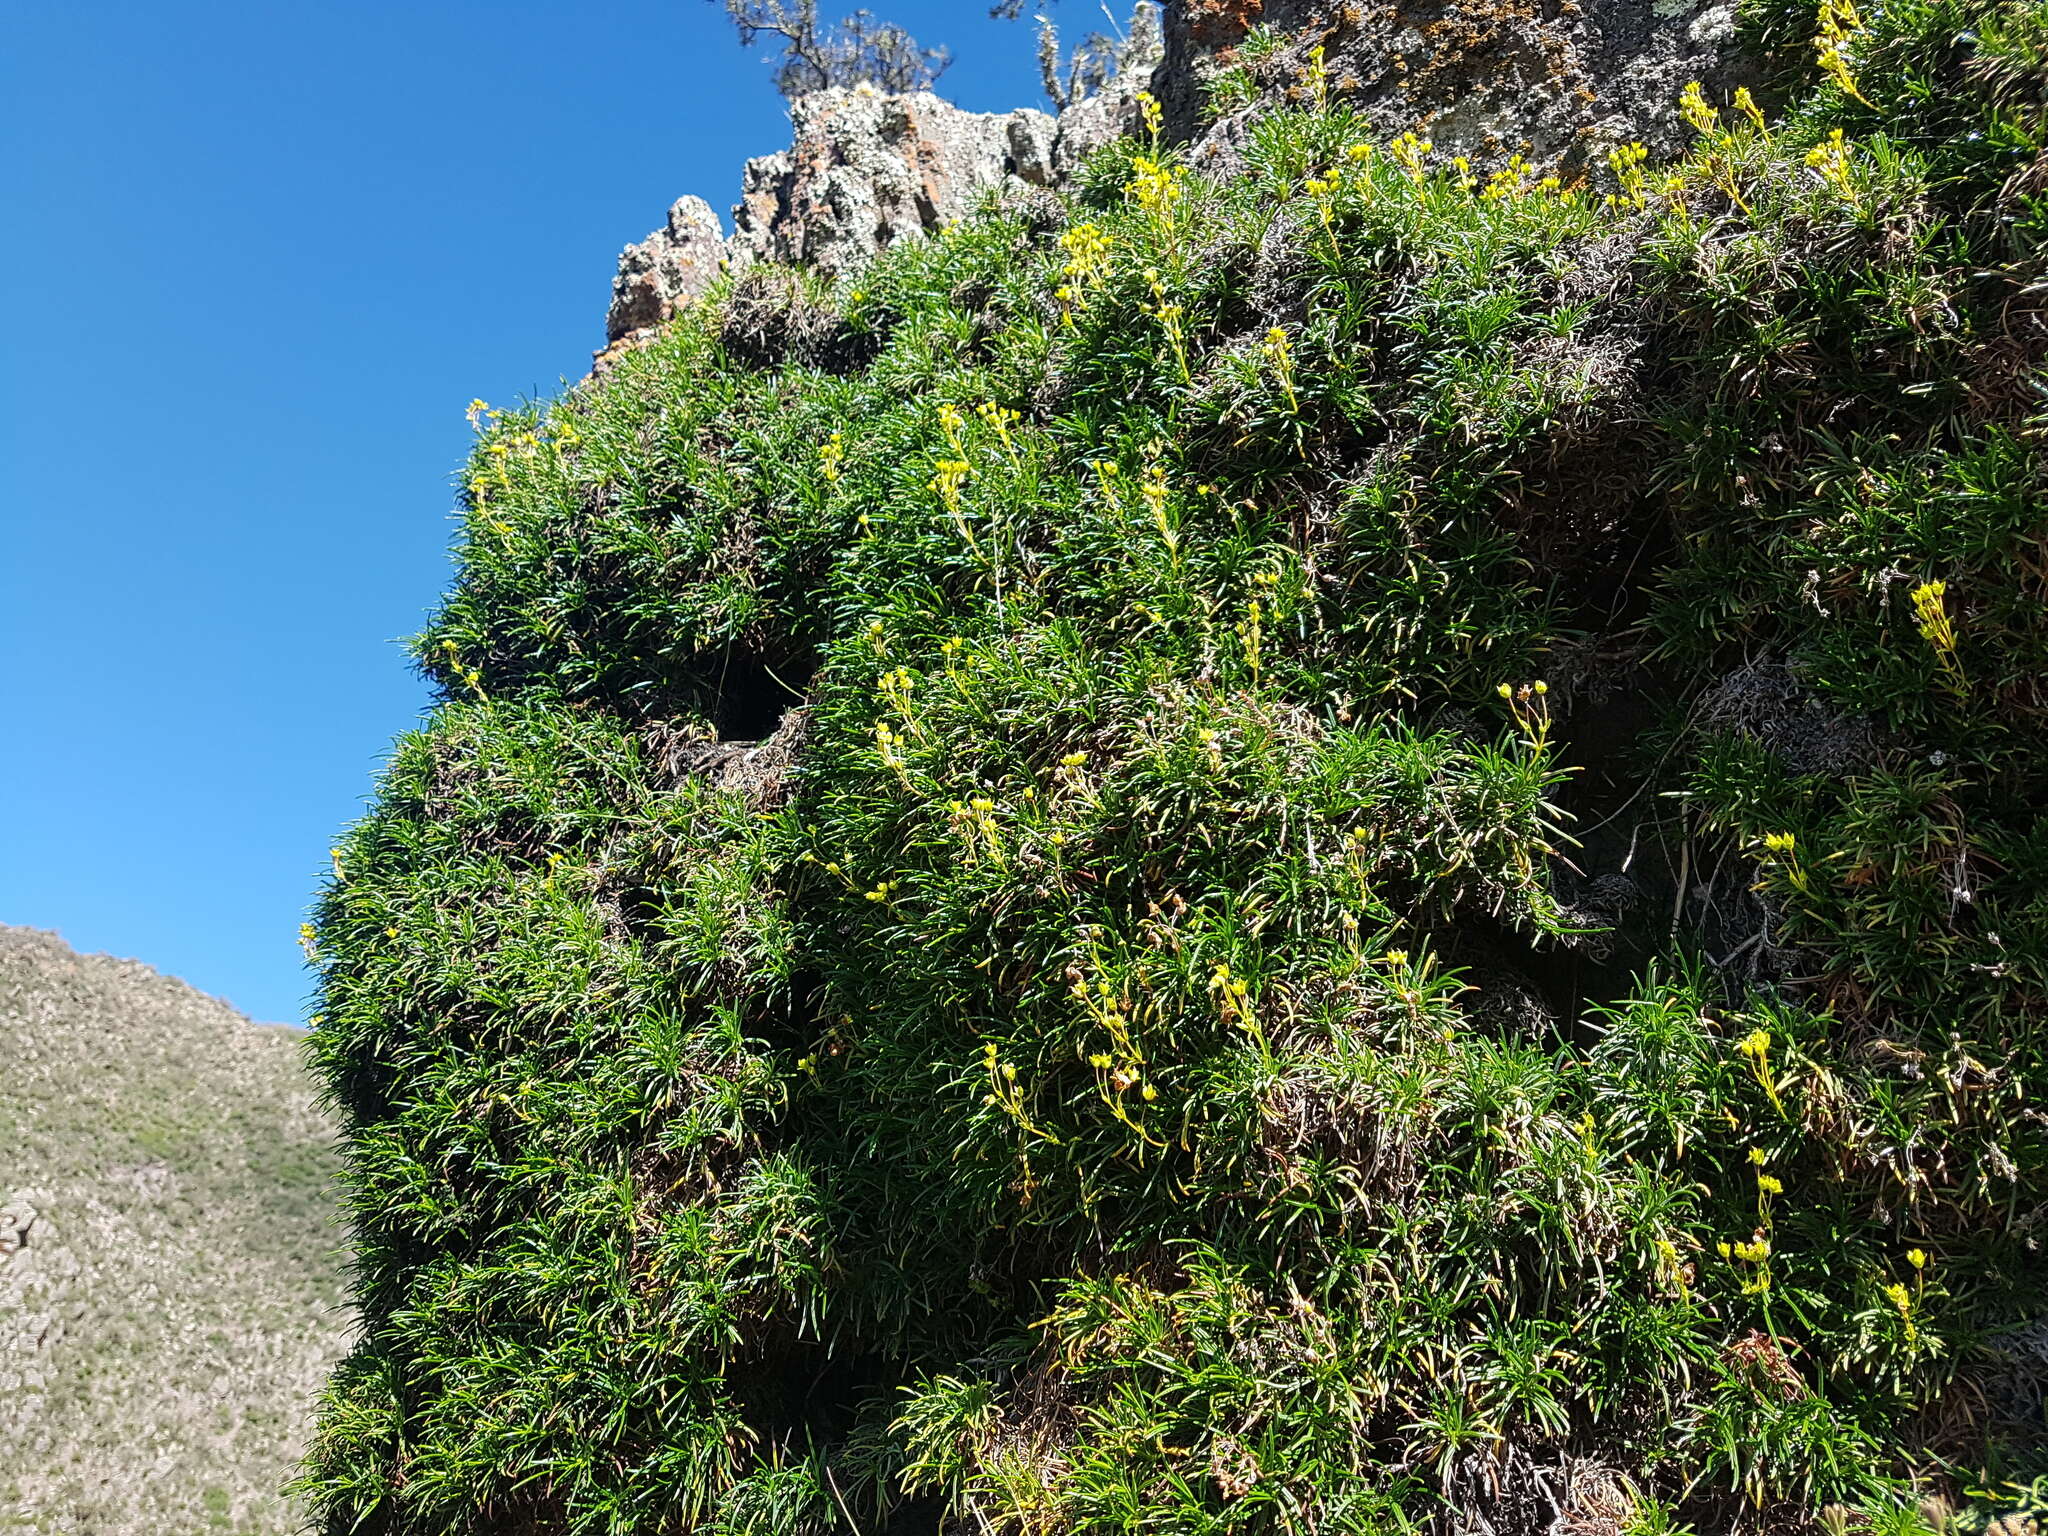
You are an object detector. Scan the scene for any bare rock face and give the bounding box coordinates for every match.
[602,87,1060,351]
[1165,0,1745,178]
[729,86,1058,276]
[604,194,728,349]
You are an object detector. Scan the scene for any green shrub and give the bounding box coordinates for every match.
[301,5,2048,1531]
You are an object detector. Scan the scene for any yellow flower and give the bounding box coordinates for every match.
[1388,132,1430,184]
[1605,141,1649,211]
[1805,128,1858,201]
[1814,0,1872,104]
[1136,90,1162,139]
[1679,81,1720,137]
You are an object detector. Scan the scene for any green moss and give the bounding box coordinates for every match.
[301,5,2048,1531]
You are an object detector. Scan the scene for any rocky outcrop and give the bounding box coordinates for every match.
[603,87,1066,355]
[606,194,727,344]
[1163,0,1746,178]
[601,0,1747,359]
[729,88,1058,275]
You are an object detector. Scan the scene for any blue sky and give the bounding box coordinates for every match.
[1,1,1050,1022]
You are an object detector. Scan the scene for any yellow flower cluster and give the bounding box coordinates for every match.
[1883,1280,1918,1341]
[1496,679,1552,751]
[1207,962,1261,1050]
[1815,0,1872,104]
[1733,87,1768,136]
[1069,969,1164,1144]
[1606,142,1650,211]
[1302,44,1330,110]
[930,456,971,520]
[975,400,1020,458]
[1235,596,1263,685]
[948,795,1007,867]
[1263,326,1299,415]
[1137,89,1163,141]
[1758,830,1814,897]
[936,400,966,453]
[1679,83,1760,214]
[1480,155,1561,203]
[981,1040,1053,1151]
[1910,577,1968,696]
[819,430,845,483]
[1806,127,1857,199]
[1144,267,1190,383]
[438,638,486,699]
[1738,1028,1787,1116]
[1056,221,1111,326]
[1389,131,1431,185]
[1139,458,1176,553]
[1680,81,1720,138]
[873,718,905,771]
[1129,155,1187,248]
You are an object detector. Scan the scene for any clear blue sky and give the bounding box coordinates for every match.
[1,2,1049,1023]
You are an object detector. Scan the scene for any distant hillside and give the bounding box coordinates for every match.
[0,925,350,1535]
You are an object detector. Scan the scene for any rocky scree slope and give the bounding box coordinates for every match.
[306,2,2048,1533]
[0,926,349,1536]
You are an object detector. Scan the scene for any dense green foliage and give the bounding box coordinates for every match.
[303,6,2048,1531]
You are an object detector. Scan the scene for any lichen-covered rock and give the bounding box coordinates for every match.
[604,194,727,348]
[600,88,1063,357]
[0,1200,33,1258]
[729,86,1058,275]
